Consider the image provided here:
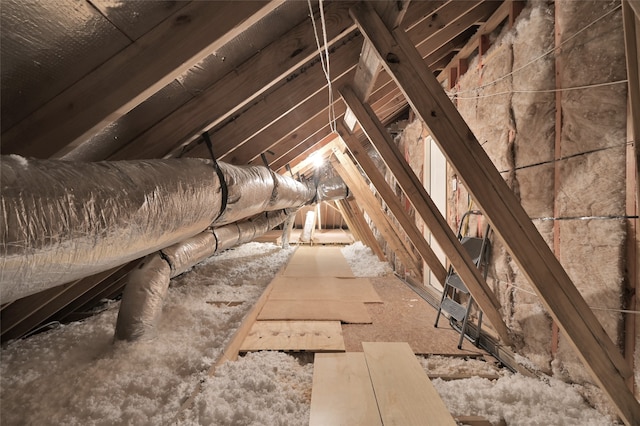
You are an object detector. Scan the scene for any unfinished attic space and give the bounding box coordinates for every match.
[1,0,639,424]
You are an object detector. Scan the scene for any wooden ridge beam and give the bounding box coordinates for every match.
[335,125,447,284]
[2,1,283,159]
[350,4,640,424]
[332,156,422,275]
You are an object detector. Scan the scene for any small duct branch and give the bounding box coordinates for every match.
[114,210,290,341]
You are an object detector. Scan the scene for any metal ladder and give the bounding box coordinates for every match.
[434,210,491,349]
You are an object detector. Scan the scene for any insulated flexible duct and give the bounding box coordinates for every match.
[0,155,222,303]
[0,156,321,304]
[114,209,291,340]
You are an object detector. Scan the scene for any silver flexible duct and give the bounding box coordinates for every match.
[1,155,222,303]
[0,154,347,341]
[0,156,320,304]
[114,210,291,340]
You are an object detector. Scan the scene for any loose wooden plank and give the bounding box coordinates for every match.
[257,300,371,324]
[362,342,456,426]
[310,353,382,426]
[2,1,283,158]
[240,320,345,352]
[283,247,354,277]
[269,276,382,303]
[350,5,640,424]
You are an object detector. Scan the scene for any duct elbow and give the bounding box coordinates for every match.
[114,253,172,342]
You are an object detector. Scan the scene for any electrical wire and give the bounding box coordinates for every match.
[307,0,337,133]
[447,3,623,98]
[500,281,640,314]
[452,79,628,100]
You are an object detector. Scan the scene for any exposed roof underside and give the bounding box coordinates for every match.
[0,0,510,339]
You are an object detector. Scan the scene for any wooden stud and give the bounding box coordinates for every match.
[622,0,640,395]
[509,0,526,29]
[335,123,448,284]
[448,67,458,90]
[350,4,640,424]
[550,0,564,358]
[438,1,512,84]
[479,34,491,57]
[2,1,283,159]
[341,82,510,346]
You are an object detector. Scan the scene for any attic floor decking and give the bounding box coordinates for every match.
[252,229,355,245]
[239,245,486,356]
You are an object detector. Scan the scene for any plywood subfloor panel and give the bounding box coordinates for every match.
[240,321,345,352]
[310,229,355,245]
[341,276,486,356]
[362,342,456,426]
[283,246,353,277]
[257,300,371,323]
[310,353,382,426]
[269,276,382,303]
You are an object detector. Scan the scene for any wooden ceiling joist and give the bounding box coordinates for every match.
[349,4,640,424]
[1,265,124,341]
[2,1,283,159]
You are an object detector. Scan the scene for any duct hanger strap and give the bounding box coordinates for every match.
[201,131,228,221]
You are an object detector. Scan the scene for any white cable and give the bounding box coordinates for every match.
[307,0,337,133]
[450,79,628,100]
[501,281,640,314]
[448,4,622,97]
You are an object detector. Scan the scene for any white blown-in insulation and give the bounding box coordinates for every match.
[0,155,221,303]
[0,242,620,425]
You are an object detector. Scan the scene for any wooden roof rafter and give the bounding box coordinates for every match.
[348,3,640,423]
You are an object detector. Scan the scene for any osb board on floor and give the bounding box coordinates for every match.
[240,321,345,352]
[269,276,382,303]
[310,229,354,245]
[362,342,456,426]
[252,229,355,246]
[283,246,353,277]
[310,352,382,426]
[257,300,372,323]
[341,276,487,356]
